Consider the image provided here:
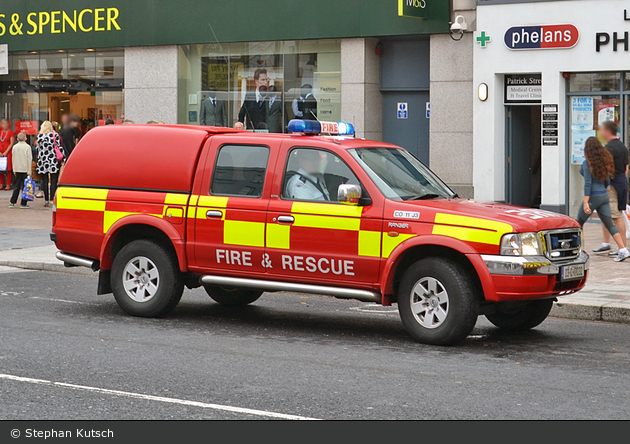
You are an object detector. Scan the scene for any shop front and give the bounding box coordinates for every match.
[1,49,124,134]
[474,0,630,217]
[1,0,450,162]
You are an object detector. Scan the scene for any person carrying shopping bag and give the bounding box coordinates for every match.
[577,136,630,262]
[9,132,32,209]
[36,121,63,208]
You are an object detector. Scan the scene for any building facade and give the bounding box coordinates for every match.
[474,0,630,217]
[0,0,481,198]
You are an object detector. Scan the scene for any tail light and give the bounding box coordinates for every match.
[52,196,57,227]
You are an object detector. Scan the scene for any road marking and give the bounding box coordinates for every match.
[0,373,319,420]
[0,266,29,274]
[31,296,92,305]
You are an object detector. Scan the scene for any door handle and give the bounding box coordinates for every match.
[277,215,295,224]
[206,210,223,219]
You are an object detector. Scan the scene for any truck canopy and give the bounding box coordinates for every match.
[60,125,236,193]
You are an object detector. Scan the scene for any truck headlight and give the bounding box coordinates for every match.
[500,232,544,256]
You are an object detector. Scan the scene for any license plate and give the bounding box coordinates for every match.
[561,264,585,282]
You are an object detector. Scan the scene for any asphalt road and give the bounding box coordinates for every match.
[1,267,629,420]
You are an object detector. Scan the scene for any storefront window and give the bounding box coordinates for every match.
[568,73,621,93]
[0,49,125,140]
[178,40,341,132]
[568,94,621,218]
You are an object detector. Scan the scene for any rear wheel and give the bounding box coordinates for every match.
[204,286,263,307]
[111,240,184,317]
[485,299,553,331]
[398,258,479,346]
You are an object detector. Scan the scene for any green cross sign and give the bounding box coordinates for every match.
[477,31,491,48]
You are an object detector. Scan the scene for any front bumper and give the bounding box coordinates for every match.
[481,251,589,276]
[481,251,589,300]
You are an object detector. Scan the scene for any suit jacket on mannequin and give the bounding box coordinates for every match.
[200,96,228,127]
[238,91,267,130]
[266,95,284,133]
[299,93,318,121]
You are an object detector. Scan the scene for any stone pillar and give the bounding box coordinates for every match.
[124,46,178,124]
[341,38,382,141]
[429,33,474,198]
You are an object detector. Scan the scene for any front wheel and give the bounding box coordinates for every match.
[485,299,553,331]
[398,258,479,346]
[204,286,263,307]
[111,240,184,317]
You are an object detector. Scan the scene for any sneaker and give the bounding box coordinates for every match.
[609,250,619,257]
[615,250,630,262]
[20,205,30,209]
[8,204,14,209]
[593,244,612,253]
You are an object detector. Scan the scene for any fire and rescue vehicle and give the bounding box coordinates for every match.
[51,120,588,345]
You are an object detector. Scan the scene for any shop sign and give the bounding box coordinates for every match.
[0,0,450,52]
[504,24,579,50]
[398,0,428,20]
[595,9,630,52]
[14,121,38,135]
[504,74,542,103]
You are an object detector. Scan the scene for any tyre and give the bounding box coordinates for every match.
[485,299,553,331]
[398,258,479,346]
[204,286,263,307]
[111,240,184,317]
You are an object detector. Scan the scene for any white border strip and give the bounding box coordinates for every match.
[0,373,319,420]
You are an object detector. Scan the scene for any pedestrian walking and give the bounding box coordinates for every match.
[9,132,33,209]
[578,136,630,262]
[59,114,81,158]
[0,119,15,190]
[592,121,630,256]
[36,121,62,208]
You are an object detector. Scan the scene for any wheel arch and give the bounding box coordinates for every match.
[380,235,496,303]
[99,216,187,272]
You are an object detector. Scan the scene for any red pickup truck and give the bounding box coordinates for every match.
[52,122,588,345]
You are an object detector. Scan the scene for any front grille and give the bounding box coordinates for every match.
[544,229,582,261]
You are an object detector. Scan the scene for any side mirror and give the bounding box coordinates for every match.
[338,184,362,206]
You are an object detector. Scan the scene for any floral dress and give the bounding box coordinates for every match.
[36,132,62,175]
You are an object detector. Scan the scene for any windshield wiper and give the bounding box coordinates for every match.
[408,194,441,201]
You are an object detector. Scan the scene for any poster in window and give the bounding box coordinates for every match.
[571,130,596,165]
[598,104,616,124]
[571,97,593,130]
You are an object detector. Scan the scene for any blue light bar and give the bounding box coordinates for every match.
[337,122,355,136]
[288,119,321,134]
[288,119,355,136]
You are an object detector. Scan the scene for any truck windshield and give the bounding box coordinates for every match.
[349,148,456,201]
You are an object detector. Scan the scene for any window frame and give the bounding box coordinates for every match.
[280,146,367,204]
[209,143,271,199]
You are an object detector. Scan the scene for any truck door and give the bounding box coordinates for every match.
[265,142,382,287]
[189,135,277,276]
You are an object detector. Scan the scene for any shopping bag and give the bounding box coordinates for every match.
[624,205,630,239]
[54,137,65,163]
[0,157,7,172]
[21,176,35,202]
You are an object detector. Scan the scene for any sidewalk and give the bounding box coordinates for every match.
[0,189,629,324]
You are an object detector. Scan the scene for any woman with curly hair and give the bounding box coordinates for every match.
[578,136,629,261]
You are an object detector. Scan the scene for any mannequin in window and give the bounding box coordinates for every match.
[200,90,228,127]
[292,84,317,121]
[238,68,269,130]
[266,85,284,133]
